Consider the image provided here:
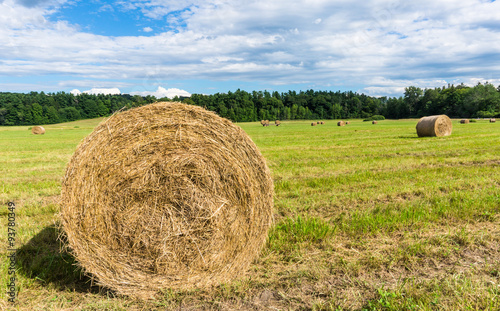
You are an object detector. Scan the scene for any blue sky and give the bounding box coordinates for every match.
[1,0,499,98]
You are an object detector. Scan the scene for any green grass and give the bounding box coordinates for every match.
[1,118,499,310]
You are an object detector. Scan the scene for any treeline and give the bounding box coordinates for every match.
[186,83,500,122]
[1,83,499,126]
[0,92,162,126]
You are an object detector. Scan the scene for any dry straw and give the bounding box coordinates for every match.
[31,126,45,135]
[275,120,281,126]
[346,121,350,125]
[337,121,345,126]
[491,119,496,123]
[372,121,378,124]
[416,115,452,137]
[460,119,470,124]
[60,102,274,299]
[311,122,316,126]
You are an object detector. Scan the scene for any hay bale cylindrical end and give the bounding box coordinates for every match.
[416,115,452,137]
[31,126,45,135]
[60,102,274,298]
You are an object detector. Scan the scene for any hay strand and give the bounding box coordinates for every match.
[416,115,452,137]
[60,102,274,298]
[31,126,45,135]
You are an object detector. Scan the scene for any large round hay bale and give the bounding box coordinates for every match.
[337,121,345,126]
[275,120,281,126]
[31,126,45,135]
[346,121,350,125]
[491,118,496,123]
[311,122,316,126]
[460,119,469,124]
[372,121,378,124]
[60,102,274,298]
[416,115,452,137]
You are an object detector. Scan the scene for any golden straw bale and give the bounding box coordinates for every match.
[311,122,316,126]
[490,119,496,123]
[372,121,378,124]
[346,121,350,125]
[460,119,470,124]
[416,115,452,137]
[60,102,274,299]
[31,126,45,135]
[337,121,345,126]
[275,120,281,126]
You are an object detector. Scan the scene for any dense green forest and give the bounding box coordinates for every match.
[1,83,499,126]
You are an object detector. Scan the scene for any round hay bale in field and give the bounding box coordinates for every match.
[320,121,324,124]
[60,102,274,299]
[260,120,266,126]
[372,121,378,124]
[460,119,470,124]
[337,121,345,126]
[311,122,316,126]
[490,118,496,123]
[416,115,452,137]
[275,120,281,126]
[346,121,350,125]
[31,126,45,135]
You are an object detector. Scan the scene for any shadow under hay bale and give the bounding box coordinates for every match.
[16,224,107,294]
[60,102,274,299]
[31,126,45,135]
[416,115,452,137]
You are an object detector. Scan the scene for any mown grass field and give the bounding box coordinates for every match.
[1,117,499,310]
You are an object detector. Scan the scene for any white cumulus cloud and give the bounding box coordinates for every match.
[130,86,191,98]
[83,88,121,95]
[1,0,500,96]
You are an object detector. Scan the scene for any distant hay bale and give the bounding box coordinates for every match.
[60,102,274,299]
[416,115,452,137]
[346,121,350,125]
[311,122,316,126]
[491,118,496,123]
[265,120,270,127]
[275,120,281,126]
[260,120,266,126]
[372,121,378,124]
[337,121,345,126]
[31,126,45,135]
[460,119,470,124]
[320,121,324,124]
